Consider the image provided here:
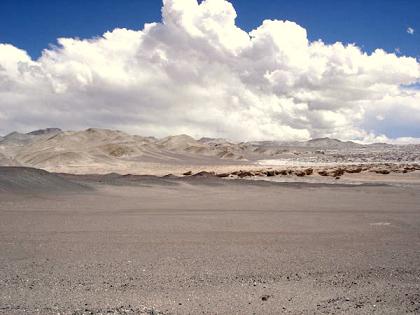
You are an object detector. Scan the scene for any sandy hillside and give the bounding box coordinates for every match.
[0,128,419,175]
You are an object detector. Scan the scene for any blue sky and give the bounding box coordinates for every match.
[0,0,419,59]
[0,0,419,141]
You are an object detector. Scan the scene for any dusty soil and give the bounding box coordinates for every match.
[0,172,419,314]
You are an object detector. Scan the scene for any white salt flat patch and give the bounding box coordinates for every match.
[257,159,359,167]
[257,160,303,166]
[256,159,419,167]
[256,159,333,166]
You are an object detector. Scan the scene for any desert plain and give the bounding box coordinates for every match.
[0,128,420,314]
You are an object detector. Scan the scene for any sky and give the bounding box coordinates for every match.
[0,0,419,59]
[0,0,419,142]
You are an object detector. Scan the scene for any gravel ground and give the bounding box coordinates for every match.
[0,175,419,314]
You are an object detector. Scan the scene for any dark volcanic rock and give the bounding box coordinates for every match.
[318,170,329,176]
[192,171,216,177]
[275,170,288,176]
[345,167,363,174]
[238,170,254,178]
[373,169,390,175]
[295,170,306,177]
[332,168,345,177]
[266,170,276,177]
[304,168,314,175]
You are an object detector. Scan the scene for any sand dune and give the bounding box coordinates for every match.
[0,167,88,193]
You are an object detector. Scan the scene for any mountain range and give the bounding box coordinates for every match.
[0,128,417,174]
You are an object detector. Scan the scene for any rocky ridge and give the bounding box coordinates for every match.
[181,163,420,180]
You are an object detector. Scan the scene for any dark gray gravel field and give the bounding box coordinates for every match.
[0,170,420,314]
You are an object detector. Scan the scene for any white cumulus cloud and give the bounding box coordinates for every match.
[0,0,420,142]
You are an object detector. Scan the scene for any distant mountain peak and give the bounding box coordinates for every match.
[27,128,62,136]
[5,131,22,137]
[308,137,342,143]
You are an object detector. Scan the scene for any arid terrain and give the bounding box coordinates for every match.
[1,128,420,176]
[1,129,420,314]
[0,167,420,314]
